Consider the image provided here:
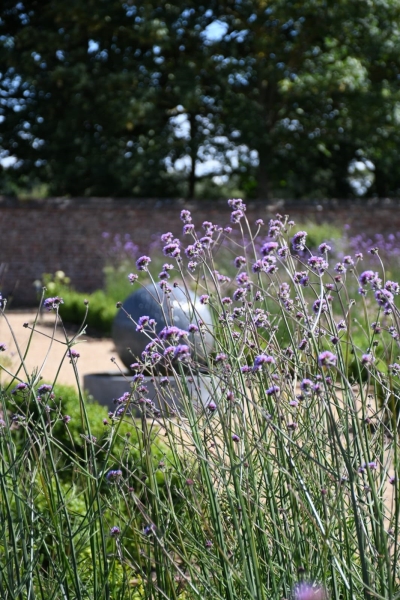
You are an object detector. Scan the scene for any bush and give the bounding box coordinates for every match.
[2,203,400,599]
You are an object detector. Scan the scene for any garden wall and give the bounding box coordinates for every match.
[1,195,400,306]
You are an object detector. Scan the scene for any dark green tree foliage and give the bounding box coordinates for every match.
[0,1,222,197]
[214,0,400,198]
[1,0,400,199]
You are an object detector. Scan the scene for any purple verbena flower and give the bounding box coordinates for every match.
[200,295,209,305]
[12,382,29,394]
[293,582,326,600]
[160,232,174,244]
[300,379,313,394]
[136,256,151,271]
[174,344,190,361]
[318,351,337,367]
[233,287,247,301]
[37,384,52,394]
[231,209,244,223]
[319,242,331,253]
[261,241,278,255]
[292,231,308,252]
[128,273,138,284]
[44,296,64,311]
[359,270,378,286]
[163,242,181,258]
[180,209,192,223]
[0,343,6,352]
[266,385,280,396]
[110,526,121,537]
[228,198,246,211]
[361,353,374,365]
[253,354,275,371]
[106,469,123,482]
[234,256,246,268]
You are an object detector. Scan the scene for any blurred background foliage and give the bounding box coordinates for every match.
[1,0,400,200]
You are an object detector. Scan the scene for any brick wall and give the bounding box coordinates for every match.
[1,195,400,306]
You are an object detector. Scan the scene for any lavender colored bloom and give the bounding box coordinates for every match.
[266,385,280,396]
[298,338,308,350]
[292,230,308,252]
[159,326,188,341]
[293,582,326,600]
[136,315,150,331]
[234,256,246,268]
[361,353,375,365]
[128,273,138,283]
[11,382,29,394]
[268,218,283,237]
[224,226,232,233]
[232,433,240,442]
[110,526,121,537]
[200,236,213,248]
[359,270,378,286]
[252,260,263,273]
[44,296,64,311]
[185,244,199,258]
[277,245,289,259]
[240,365,251,373]
[207,401,217,412]
[233,287,247,301]
[385,280,400,294]
[343,255,354,266]
[308,255,328,274]
[174,344,190,360]
[37,384,52,394]
[200,294,210,305]
[215,353,227,362]
[163,346,175,358]
[228,198,246,211]
[334,262,346,273]
[318,351,337,367]
[188,324,199,332]
[136,256,151,271]
[375,288,393,307]
[106,469,123,482]
[187,261,198,272]
[63,415,71,424]
[158,270,169,280]
[67,349,80,360]
[221,296,232,305]
[255,218,264,226]
[180,209,192,223]
[300,379,313,394]
[160,232,174,244]
[312,299,328,314]
[319,242,331,253]
[261,241,278,255]
[231,209,244,223]
[163,242,181,258]
[236,272,249,285]
[253,354,275,370]
[0,343,6,352]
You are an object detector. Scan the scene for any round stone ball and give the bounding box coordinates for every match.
[112,283,214,369]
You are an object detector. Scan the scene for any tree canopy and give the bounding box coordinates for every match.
[1,0,400,199]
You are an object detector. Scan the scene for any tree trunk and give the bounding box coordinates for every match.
[187,113,197,200]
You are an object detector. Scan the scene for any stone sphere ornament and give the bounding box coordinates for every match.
[112,283,214,369]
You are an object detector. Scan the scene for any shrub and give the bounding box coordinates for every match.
[1,201,400,599]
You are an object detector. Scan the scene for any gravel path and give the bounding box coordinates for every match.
[0,310,117,389]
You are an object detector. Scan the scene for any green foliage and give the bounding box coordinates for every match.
[2,1,400,198]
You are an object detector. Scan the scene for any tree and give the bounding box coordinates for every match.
[213,0,400,198]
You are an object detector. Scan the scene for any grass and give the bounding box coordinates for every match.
[0,203,400,599]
